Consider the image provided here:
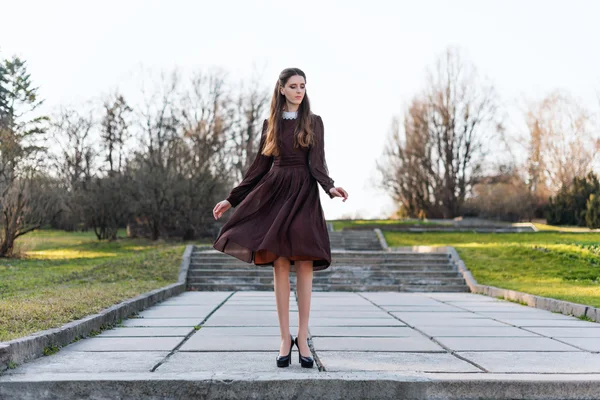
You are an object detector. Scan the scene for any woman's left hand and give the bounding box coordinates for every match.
[329,187,348,202]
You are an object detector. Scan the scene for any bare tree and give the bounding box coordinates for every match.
[131,71,177,240]
[101,93,132,174]
[228,75,270,181]
[1,174,62,255]
[465,164,535,222]
[177,69,237,238]
[378,48,501,219]
[48,108,97,231]
[377,98,441,218]
[51,108,96,192]
[526,90,597,194]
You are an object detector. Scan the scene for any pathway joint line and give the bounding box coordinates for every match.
[149,291,237,372]
[294,290,326,371]
[357,293,489,373]
[427,296,591,353]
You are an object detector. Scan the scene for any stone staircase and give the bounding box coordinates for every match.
[188,230,469,292]
[328,230,383,250]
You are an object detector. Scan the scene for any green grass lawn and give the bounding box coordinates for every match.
[533,222,600,232]
[385,231,600,308]
[0,230,210,342]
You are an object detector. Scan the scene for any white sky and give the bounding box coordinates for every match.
[2,0,600,220]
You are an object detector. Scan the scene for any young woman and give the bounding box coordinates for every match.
[212,67,348,368]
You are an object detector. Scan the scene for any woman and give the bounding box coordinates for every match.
[212,67,348,368]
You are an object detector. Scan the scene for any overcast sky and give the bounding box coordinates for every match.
[2,0,599,219]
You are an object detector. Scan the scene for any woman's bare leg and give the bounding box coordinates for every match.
[273,256,292,355]
[295,260,313,356]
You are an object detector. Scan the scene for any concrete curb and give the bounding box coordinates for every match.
[446,246,600,323]
[0,244,196,373]
[513,222,539,232]
[327,222,335,232]
[373,228,389,251]
[2,372,600,400]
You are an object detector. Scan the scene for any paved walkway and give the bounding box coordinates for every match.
[2,291,600,398]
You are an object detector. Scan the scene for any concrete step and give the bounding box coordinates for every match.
[187,283,470,292]
[190,260,454,268]
[189,248,468,293]
[187,276,466,286]
[192,251,450,258]
[191,255,451,263]
[189,265,458,272]
[188,269,462,278]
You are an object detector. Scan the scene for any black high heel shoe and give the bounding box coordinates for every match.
[294,336,314,368]
[276,334,294,368]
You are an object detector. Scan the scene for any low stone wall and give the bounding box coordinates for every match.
[0,245,196,373]
[342,223,537,233]
[447,246,600,323]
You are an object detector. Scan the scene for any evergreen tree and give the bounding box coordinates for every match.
[586,193,600,229]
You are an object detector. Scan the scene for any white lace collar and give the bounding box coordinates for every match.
[282,110,298,120]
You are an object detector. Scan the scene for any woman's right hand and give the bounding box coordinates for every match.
[213,200,232,220]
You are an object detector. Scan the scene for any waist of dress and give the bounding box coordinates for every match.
[272,161,309,169]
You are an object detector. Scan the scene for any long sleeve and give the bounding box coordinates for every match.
[226,119,273,208]
[308,115,336,199]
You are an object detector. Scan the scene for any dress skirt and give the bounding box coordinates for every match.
[213,114,336,271]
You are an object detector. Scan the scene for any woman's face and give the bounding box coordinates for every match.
[280,75,305,108]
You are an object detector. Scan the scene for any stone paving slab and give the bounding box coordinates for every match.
[554,337,600,351]
[457,352,600,373]
[63,337,183,352]
[361,295,447,306]
[98,327,194,337]
[195,327,289,336]
[435,337,580,351]
[473,312,577,319]
[209,310,295,318]
[408,318,510,327]
[474,310,580,321]
[308,305,380,311]
[524,327,600,337]
[309,317,405,326]
[309,326,420,337]
[156,292,232,305]
[418,326,540,337]
[381,305,464,312]
[218,306,299,311]
[137,306,215,318]
[225,299,293,304]
[122,318,202,327]
[450,304,538,311]
[317,352,481,372]
[2,352,169,374]
[203,315,298,327]
[180,335,280,351]
[391,312,487,320]
[422,292,503,303]
[309,310,391,318]
[231,291,287,295]
[312,337,444,352]
[443,298,503,303]
[497,319,599,327]
[311,301,375,307]
[155,352,315,373]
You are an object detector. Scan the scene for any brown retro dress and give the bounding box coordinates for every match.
[212,112,335,271]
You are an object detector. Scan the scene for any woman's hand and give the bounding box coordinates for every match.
[213,200,232,220]
[329,187,349,202]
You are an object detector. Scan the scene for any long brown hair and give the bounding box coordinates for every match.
[262,68,314,157]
